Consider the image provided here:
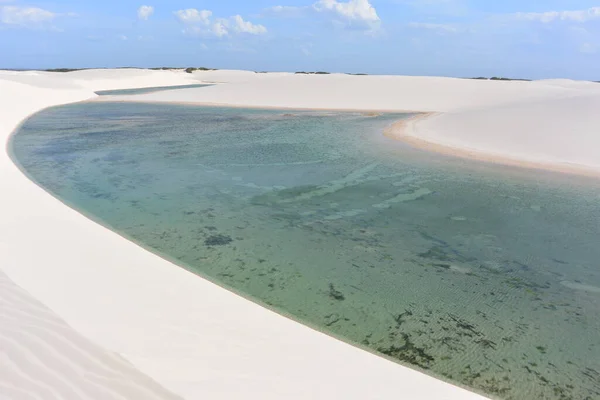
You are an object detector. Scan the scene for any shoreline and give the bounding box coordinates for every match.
[385,113,600,180]
[91,96,427,114]
[7,117,482,396]
[1,71,488,399]
[96,95,600,180]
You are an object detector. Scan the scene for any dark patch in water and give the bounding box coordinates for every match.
[205,234,233,246]
[378,333,435,370]
[328,283,345,301]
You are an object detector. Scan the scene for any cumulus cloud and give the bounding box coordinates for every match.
[0,5,56,25]
[174,8,212,25]
[137,5,154,21]
[174,8,267,37]
[313,0,379,23]
[516,7,600,23]
[266,0,380,31]
[211,19,229,37]
[231,15,267,34]
[263,5,307,17]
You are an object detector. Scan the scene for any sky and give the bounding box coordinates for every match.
[1,0,600,79]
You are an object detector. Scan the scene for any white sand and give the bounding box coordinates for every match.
[406,94,600,174]
[0,271,182,400]
[0,69,489,400]
[112,70,600,174]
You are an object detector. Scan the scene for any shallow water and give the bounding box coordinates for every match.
[10,102,600,400]
[95,83,211,96]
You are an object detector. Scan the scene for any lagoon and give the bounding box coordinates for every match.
[10,102,600,400]
[95,83,211,96]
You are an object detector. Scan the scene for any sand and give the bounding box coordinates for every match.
[1,69,489,400]
[390,95,600,176]
[108,70,600,175]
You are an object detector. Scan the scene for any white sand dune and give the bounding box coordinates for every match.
[0,68,198,91]
[113,70,600,174]
[0,271,182,400]
[1,70,489,400]
[111,69,597,111]
[407,94,600,174]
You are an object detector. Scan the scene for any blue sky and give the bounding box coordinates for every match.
[1,0,600,79]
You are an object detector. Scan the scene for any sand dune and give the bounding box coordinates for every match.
[404,93,600,174]
[0,69,198,92]
[112,70,600,174]
[1,70,489,399]
[0,271,182,400]
[115,69,598,112]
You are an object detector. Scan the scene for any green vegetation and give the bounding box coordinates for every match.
[184,67,217,73]
[295,71,331,75]
[44,68,88,72]
[467,76,532,81]
[491,76,531,81]
[39,67,217,73]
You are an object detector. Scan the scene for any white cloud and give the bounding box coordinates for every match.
[174,8,212,25]
[137,5,154,21]
[0,5,56,25]
[211,19,229,37]
[516,7,600,23]
[266,5,301,13]
[174,9,267,37]
[231,15,267,34]
[313,0,379,23]
[267,0,380,31]
[263,5,307,17]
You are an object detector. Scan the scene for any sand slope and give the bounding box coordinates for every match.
[0,271,182,400]
[1,70,487,399]
[411,93,600,173]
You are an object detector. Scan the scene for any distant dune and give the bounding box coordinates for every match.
[104,69,600,175]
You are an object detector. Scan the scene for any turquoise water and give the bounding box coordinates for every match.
[95,84,211,96]
[10,102,600,400]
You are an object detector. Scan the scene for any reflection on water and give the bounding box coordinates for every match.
[95,83,211,96]
[10,102,600,400]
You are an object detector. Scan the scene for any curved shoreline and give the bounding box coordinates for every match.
[385,113,600,179]
[1,72,488,399]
